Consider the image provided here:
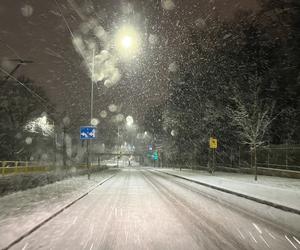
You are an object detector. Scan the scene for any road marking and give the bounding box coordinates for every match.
[260,235,270,248]
[266,230,276,239]
[21,243,28,250]
[249,232,257,243]
[285,235,298,249]
[72,216,78,225]
[237,229,245,239]
[90,224,94,235]
[294,237,300,245]
[252,223,262,234]
[125,230,128,242]
[89,243,94,250]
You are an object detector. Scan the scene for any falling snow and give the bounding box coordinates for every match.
[161,0,176,11]
[0,1,299,248]
[21,4,34,17]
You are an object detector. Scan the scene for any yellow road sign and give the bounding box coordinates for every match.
[209,137,217,149]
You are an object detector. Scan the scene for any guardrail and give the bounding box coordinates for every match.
[0,161,103,176]
[0,161,48,176]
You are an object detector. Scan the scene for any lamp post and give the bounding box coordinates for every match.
[115,25,140,59]
[90,47,95,123]
[113,25,140,166]
[117,125,120,168]
[85,48,95,179]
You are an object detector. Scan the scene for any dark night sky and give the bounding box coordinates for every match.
[0,0,259,128]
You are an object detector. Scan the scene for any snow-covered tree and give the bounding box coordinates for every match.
[227,76,279,180]
[0,76,52,160]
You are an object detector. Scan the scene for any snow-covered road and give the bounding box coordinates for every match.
[3,168,300,250]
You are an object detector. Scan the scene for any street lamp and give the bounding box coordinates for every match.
[126,115,134,126]
[122,36,133,49]
[115,25,140,58]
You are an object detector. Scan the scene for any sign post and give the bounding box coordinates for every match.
[86,140,90,179]
[209,137,218,173]
[80,126,96,179]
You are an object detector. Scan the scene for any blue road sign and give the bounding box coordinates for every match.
[80,126,96,140]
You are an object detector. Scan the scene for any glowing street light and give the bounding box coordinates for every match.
[126,116,134,126]
[122,35,133,49]
[115,25,140,57]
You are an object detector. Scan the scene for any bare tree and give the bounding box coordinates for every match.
[227,76,279,180]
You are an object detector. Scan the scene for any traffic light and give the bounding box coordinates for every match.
[153,150,158,161]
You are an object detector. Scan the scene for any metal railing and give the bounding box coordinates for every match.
[0,160,105,176]
[215,144,300,172]
[162,144,300,173]
[0,161,48,176]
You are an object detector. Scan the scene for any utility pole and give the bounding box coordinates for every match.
[117,126,120,168]
[54,132,57,166]
[86,48,95,179]
[238,145,241,168]
[86,140,90,179]
[254,144,257,181]
[62,126,66,168]
[90,48,95,123]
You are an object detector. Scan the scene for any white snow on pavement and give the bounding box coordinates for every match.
[0,170,115,249]
[157,168,300,211]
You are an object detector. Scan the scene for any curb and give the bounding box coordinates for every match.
[154,170,300,216]
[2,174,117,250]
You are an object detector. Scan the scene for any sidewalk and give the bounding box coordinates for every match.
[0,169,117,249]
[156,168,300,213]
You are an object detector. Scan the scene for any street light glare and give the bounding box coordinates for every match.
[126,115,134,126]
[115,25,140,57]
[122,36,133,49]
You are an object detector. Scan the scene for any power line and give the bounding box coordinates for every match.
[53,0,92,74]
[0,67,50,108]
[0,39,22,60]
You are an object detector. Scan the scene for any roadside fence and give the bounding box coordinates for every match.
[216,144,300,171]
